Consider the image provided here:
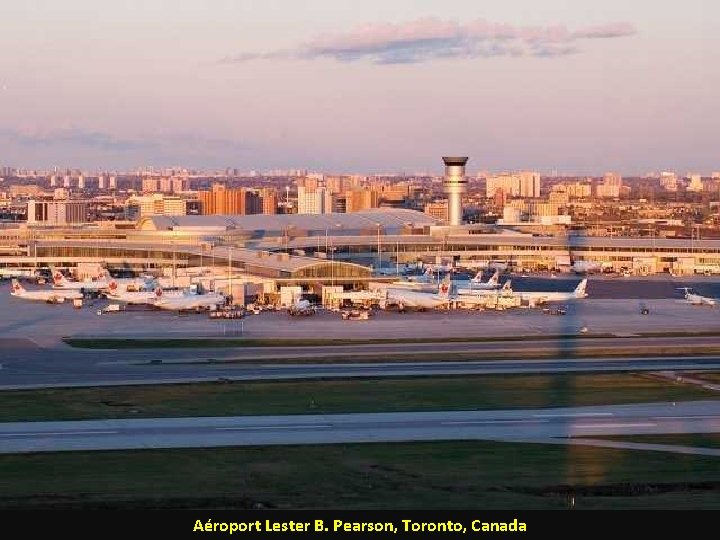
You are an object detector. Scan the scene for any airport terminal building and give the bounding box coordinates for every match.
[2,209,720,293]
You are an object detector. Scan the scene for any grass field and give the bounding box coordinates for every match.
[0,373,716,422]
[692,373,720,384]
[589,434,720,449]
[62,335,611,349]
[2,441,720,509]
[62,330,720,349]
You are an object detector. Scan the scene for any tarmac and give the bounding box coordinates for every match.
[1,278,719,343]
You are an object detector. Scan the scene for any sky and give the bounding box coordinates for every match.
[0,0,717,175]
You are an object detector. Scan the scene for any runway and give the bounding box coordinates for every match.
[3,350,720,389]
[1,400,719,454]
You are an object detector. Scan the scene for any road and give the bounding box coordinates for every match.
[1,400,719,454]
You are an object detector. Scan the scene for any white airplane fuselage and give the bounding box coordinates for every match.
[384,288,451,309]
[153,292,226,311]
[10,280,82,302]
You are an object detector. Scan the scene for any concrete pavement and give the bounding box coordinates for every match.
[1,400,719,454]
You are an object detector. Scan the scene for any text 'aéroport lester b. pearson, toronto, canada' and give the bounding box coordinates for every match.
[193,518,528,534]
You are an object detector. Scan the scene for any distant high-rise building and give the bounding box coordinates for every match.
[170,177,187,193]
[344,188,380,213]
[197,184,260,215]
[62,175,71,188]
[660,172,678,192]
[27,199,89,224]
[142,177,159,193]
[98,174,106,189]
[518,171,541,198]
[109,175,117,189]
[687,174,704,193]
[596,172,623,198]
[125,194,189,219]
[258,187,278,215]
[298,174,324,191]
[158,177,173,193]
[77,175,85,190]
[49,175,58,187]
[325,176,348,194]
[567,181,592,199]
[297,185,333,214]
[486,171,540,199]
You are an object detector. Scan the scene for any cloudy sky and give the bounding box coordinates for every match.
[0,0,717,174]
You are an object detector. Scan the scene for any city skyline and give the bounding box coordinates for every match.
[0,1,717,173]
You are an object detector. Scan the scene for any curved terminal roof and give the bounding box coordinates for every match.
[138,208,437,236]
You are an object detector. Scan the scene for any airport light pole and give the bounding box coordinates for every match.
[172,235,176,289]
[228,245,233,307]
[375,223,381,271]
[396,240,399,277]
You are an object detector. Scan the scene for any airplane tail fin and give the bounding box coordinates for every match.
[107,280,120,295]
[575,278,588,298]
[11,279,24,294]
[487,269,500,286]
[51,267,68,286]
[438,278,451,299]
[676,287,693,296]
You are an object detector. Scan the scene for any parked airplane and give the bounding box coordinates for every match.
[383,279,453,311]
[677,287,717,307]
[97,270,157,290]
[515,279,588,305]
[406,268,435,283]
[0,268,38,280]
[50,267,110,292]
[458,279,512,298]
[460,269,501,291]
[104,282,184,305]
[9,279,82,302]
[455,280,515,307]
[152,287,226,311]
[51,267,153,293]
[472,268,500,285]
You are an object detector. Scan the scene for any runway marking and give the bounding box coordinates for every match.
[574,423,656,429]
[654,415,720,420]
[442,419,547,425]
[533,412,613,418]
[0,430,119,437]
[216,424,332,431]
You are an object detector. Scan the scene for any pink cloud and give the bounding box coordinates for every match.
[221,18,637,65]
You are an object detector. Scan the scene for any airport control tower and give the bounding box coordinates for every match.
[442,156,469,226]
